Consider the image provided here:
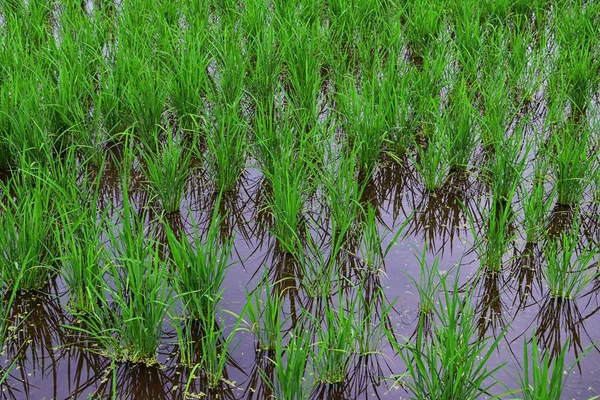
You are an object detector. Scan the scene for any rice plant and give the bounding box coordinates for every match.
[260,327,314,400]
[165,204,233,320]
[142,134,192,214]
[521,160,554,244]
[411,115,451,192]
[0,169,56,292]
[322,149,365,235]
[408,243,442,315]
[68,185,172,364]
[543,219,597,300]
[311,300,356,384]
[264,146,311,254]
[391,269,505,400]
[549,120,597,206]
[55,204,105,314]
[445,79,477,171]
[244,275,284,351]
[470,192,517,273]
[519,334,590,400]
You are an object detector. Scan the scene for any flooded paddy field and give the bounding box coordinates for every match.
[1,0,600,399]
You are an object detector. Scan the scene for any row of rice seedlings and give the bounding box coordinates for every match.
[391,268,505,399]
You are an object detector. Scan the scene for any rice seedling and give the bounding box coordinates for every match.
[445,78,477,171]
[193,312,241,390]
[521,159,554,244]
[390,268,506,400]
[142,133,192,214]
[543,219,597,300]
[244,274,284,351]
[403,0,444,59]
[123,56,169,147]
[336,66,388,177]
[408,243,442,315]
[68,183,172,364]
[549,120,597,206]
[480,69,513,148]
[0,168,56,292]
[168,26,210,131]
[311,300,356,384]
[55,204,105,314]
[164,203,233,320]
[260,327,314,400]
[487,129,529,204]
[351,282,395,356]
[203,104,248,193]
[264,145,311,255]
[411,118,451,192]
[519,334,590,400]
[322,150,365,235]
[470,191,517,273]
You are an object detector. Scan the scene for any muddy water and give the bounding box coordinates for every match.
[1,151,600,400]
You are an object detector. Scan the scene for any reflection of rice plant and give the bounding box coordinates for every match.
[390,270,505,400]
[543,219,597,300]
